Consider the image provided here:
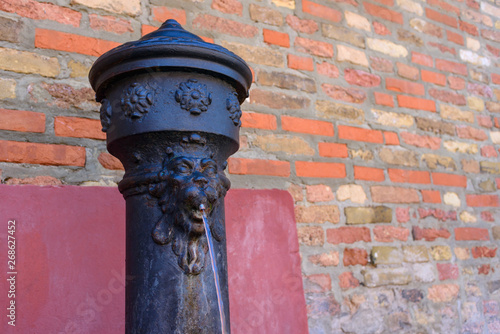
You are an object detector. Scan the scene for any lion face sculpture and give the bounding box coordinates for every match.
[149,139,230,275]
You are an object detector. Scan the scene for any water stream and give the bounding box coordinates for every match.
[200,204,227,334]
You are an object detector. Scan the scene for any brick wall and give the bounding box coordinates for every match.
[0,0,499,332]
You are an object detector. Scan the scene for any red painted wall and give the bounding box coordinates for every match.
[0,186,307,334]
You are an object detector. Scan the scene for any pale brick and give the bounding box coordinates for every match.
[480,161,500,174]
[459,211,477,223]
[253,135,314,155]
[0,48,60,77]
[468,96,484,111]
[306,184,334,203]
[444,141,478,154]
[440,104,474,123]
[322,24,365,48]
[316,100,364,124]
[459,50,491,67]
[410,18,442,38]
[345,11,371,32]
[295,205,340,223]
[481,2,500,20]
[68,60,90,78]
[490,132,500,145]
[466,37,480,51]
[298,226,324,246]
[0,78,16,99]
[72,0,141,15]
[367,38,408,58]
[428,284,460,303]
[309,251,339,266]
[272,0,295,9]
[454,247,469,260]
[379,148,419,167]
[249,4,283,26]
[336,184,367,203]
[345,206,392,224]
[413,263,437,283]
[421,154,456,171]
[397,0,423,16]
[372,109,414,128]
[430,246,452,261]
[371,246,403,265]
[443,192,461,207]
[403,245,429,263]
[337,45,368,67]
[364,267,412,287]
[221,41,284,67]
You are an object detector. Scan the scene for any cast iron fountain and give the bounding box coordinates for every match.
[89,20,252,333]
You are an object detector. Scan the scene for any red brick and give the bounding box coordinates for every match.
[288,54,314,71]
[413,226,451,241]
[286,15,318,34]
[396,208,410,223]
[228,158,290,177]
[478,116,493,129]
[98,152,124,171]
[412,52,433,67]
[263,29,290,47]
[141,24,157,36]
[241,112,277,130]
[389,169,431,184]
[459,21,479,36]
[306,184,335,202]
[211,0,243,15]
[481,29,500,43]
[374,226,410,242]
[428,42,456,55]
[373,0,394,6]
[295,37,333,57]
[471,246,497,258]
[483,211,495,221]
[468,83,493,99]
[386,77,425,95]
[448,76,466,90]
[487,44,500,57]
[343,248,369,266]
[374,92,394,107]
[478,264,491,275]
[35,29,119,57]
[466,195,500,207]
[437,263,459,281]
[371,56,393,72]
[0,140,85,167]
[398,95,436,112]
[419,208,457,221]
[401,132,441,149]
[302,0,342,22]
[5,176,62,186]
[304,273,331,292]
[397,62,419,80]
[373,21,391,35]
[296,161,346,178]
[89,14,132,35]
[481,146,497,158]
[338,125,383,144]
[431,172,467,187]
[492,73,500,85]
[0,108,45,133]
[384,131,399,145]
[426,8,457,28]
[152,6,187,24]
[322,84,366,104]
[456,126,488,141]
[421,190,441,203]
[422,70,446,86]
[455,227,490,240]
[0,0,81,27]
[354,166,385,181]
[447,30,464,45]
[436,59,467,76]
[371,186,420,203]
[339,272,360,290]
[363,2,403,24]
[345,69,381,87]
[54,117,105,140]
[193,14,258,38]
[282,116,334,136]
[327,227,371,244]
[318,142,348,158]
[428,0,460,15]
[317,62,339,78]
[429,88,466,105]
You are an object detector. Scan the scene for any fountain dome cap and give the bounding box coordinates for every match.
[89,19,252,103]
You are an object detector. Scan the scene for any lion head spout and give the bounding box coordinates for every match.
[149,133,230,274]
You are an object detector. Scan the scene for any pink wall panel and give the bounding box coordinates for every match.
[0,186,307,334]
